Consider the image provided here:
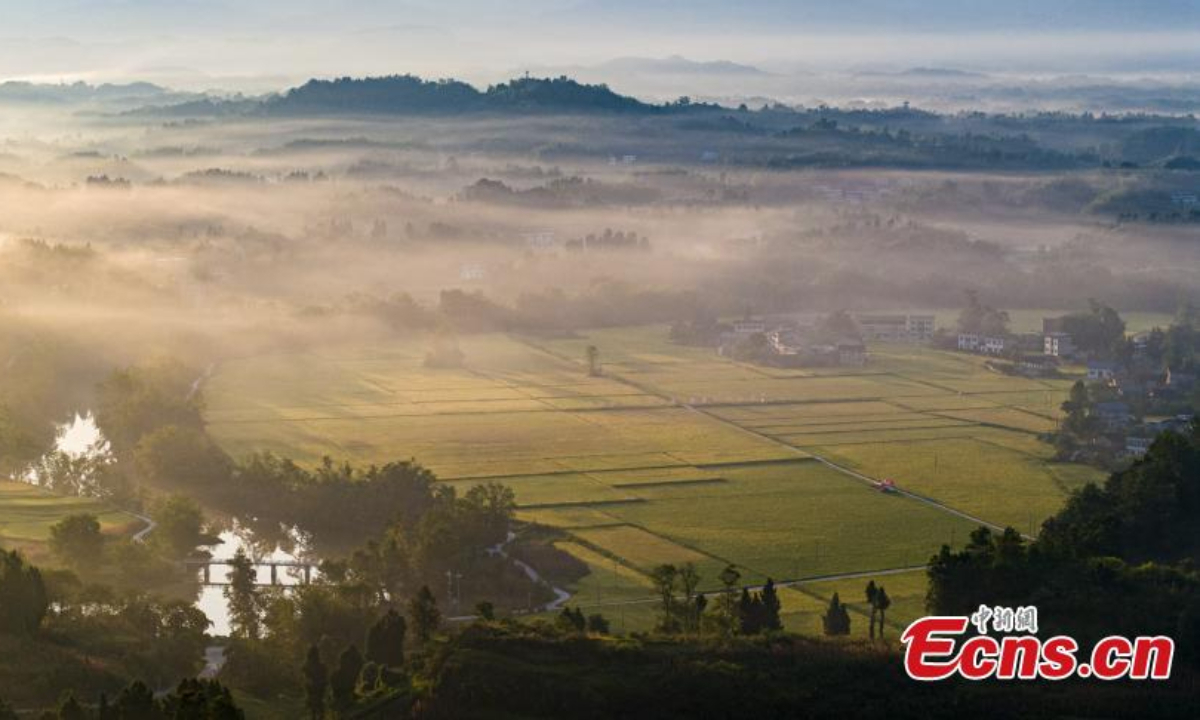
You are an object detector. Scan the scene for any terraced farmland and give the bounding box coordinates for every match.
[205,326,1107,630]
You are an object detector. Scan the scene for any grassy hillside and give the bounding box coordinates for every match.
[0,481,136,564]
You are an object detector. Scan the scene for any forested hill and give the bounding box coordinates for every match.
[245,75,694,116]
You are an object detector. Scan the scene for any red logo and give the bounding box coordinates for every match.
[901,608,1173,681]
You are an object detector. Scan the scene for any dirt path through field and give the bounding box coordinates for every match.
[516,335,1021,538]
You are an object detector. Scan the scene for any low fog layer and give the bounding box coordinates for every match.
[0,100,1196,379]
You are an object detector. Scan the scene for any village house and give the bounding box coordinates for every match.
[1124,416,1192,458]
[723,318,868,369]
[733,318,767,337]
[856,314,934,342]
[957,333,1007,354]
[1094,401,1133,431]
[1044,332,1075,358]
[837,339,868,366]
[1124,435,1154,457]
[1016,354,1057,377]
[1087,360,1119,382]
[1145,415,1193,434]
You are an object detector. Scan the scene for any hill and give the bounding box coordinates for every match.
[262,74,660,116]
[409,623,1200,720]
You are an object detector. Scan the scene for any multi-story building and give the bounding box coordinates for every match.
[958,333,1007,354]
[1044,332,1075,358]
[856,314,934,342]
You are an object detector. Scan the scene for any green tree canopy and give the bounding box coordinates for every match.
[48,513,104,570]
[0,549,48,635]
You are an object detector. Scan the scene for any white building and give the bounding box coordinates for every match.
[459,263,486,281]
[958,333,1006,354]
[733,319,767,336]
[857,314,935,343]
[1125,436,1153,457]
[1044,332,1074,358]
[523,231,556,250]
[1087,361,1119,381]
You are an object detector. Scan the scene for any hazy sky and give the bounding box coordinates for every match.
[1,1,1197,91]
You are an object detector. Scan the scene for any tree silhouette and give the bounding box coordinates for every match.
[650,564,680,633]
[330,645,364,709]
[302,644,327,720]
[408,585,441,645]
[114,680,157,720]
[585,345,601,376]
[0,549,48,635]
[48,514,104,570]
[865,580,879,640]
[822,593,851,636]
[759,579,783,632]
[224,548,260,641]
[365,608,406,668]
[475,601,496,621]
[875,586,892,639]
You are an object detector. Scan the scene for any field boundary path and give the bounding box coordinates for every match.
[447,531,573,622]
[128,509,156,542]
[516,335,1020,538]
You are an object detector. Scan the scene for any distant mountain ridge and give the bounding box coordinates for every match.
[0,80,182,105]
[137,74,717,117]
[594,56,771,76]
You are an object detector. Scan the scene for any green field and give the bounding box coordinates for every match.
[0,481,135,563]
[204,325,1109,634]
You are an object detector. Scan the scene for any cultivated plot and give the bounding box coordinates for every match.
[0,482,135,563]
[206,326,1103,636]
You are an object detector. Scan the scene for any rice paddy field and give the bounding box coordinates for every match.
[0,481,136,564]
[204,324,1110,631]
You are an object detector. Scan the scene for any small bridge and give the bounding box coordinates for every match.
[184,559,318,586]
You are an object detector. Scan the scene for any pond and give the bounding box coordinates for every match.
[194,526,317,636]
[55,412,105,456]
[47,413,319,637]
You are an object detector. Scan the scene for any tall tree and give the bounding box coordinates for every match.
[225,548,261,641]
[114,680,159,720]
[585,345,602,377]
[152,494,207,558]
[875,586,892,639]
[678,562,701,632]
[365,608,406,668]
[586,613,611,634]
[56,693,87,720]
[97,694,114,720]
[714,565,742,636]
[822,593,851,636]
[557,606,586,632]
[330,645,364,710]
[759,578,783,632]
[474,601,496,621]
[408,585,441,645]
[865,580,879,640]
[302,644,327,720]
[737,587,758,635]
[650,564,680,633]
[0,549,48,635]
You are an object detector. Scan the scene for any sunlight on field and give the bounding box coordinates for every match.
[205,327,1107,634]
[0,482,134,562]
